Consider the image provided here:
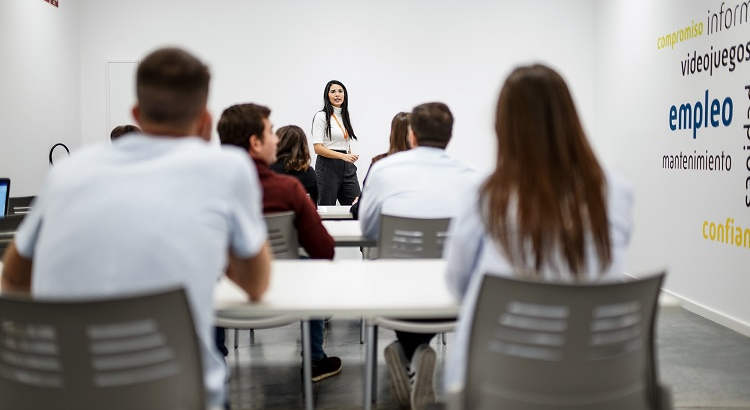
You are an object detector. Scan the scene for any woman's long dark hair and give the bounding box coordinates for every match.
[388,112,411,154]
[320,80,357,140]
[276,125,311,172]
[481,64,611,276]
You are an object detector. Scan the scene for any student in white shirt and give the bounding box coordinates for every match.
[359,102,479,410]
[311,80,361,205]
[1,47,273,409]
[443,63,634,393]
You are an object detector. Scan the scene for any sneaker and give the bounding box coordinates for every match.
[410,344,436,410]
[311,356,342,382]
[384,342,411,407]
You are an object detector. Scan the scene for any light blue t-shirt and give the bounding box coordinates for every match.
[358,147,480,239]
[14,133,267,407]
[442,171,634,391]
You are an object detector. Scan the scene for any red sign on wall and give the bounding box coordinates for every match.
[43,0,59,7]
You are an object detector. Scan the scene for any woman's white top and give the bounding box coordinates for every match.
[442,171,634,392]
[311,106,351,152]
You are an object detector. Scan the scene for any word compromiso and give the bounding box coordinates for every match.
[669,90,733,138]
[657,20,703,50]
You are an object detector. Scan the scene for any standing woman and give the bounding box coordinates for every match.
[311,80,360,205]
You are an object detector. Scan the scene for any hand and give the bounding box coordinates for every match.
[340,153,359,163]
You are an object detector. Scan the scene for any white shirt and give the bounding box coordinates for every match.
[14,134,267,408]
[442,171,634,391]
[311,107,351,152]
[358,147,479,239]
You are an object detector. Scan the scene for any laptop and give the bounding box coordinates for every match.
[0,178,9,217]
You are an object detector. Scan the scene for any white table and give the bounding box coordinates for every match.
[215,259,455,318]
[316,205,353,220]
[321,220,376,247]
[215,259,457,410]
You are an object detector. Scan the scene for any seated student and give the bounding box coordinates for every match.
[358,102,479,409]
[350,111,411,219]
[1,47,272,409]
[217,103,342,382]
[110,124,141,140]
[271,125,319,204]
[443,64,634,393]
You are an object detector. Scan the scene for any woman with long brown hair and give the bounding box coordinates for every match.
[443,64,634,389]
[271,125,319,204]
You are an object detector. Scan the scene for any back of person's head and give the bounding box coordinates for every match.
[484,63,610,276]
[276,125,311,172]
[217,103,271,151]
[110,124,141,141]
[388,112,411,155]
[135,47,210,132]
[409,102,453,149]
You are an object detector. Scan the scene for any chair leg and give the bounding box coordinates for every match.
[371,325,378,404]
[234,328,239,350]
[360,317,365,344]
[302,320,314,410]
[249,329,255,345]
[363,324,376,410]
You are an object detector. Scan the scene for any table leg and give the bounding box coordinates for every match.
[363,324,375,410]
[302,320,314,410]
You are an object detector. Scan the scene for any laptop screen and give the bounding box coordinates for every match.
[0,179,9,217]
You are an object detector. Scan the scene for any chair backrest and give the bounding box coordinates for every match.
[377,214,451,259]
[463,272,666,410]
[8,196,35,215]
[264,211,299,259]
[8,195,36,209]
[0,287,205,410]
[0,214,25,255]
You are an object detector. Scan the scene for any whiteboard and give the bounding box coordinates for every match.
[106,61,137,135]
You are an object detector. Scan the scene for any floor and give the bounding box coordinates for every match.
[224,306,750,410]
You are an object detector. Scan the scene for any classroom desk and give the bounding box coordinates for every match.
[214,259,456,410]
[316,205,353,220]
[322,220,376,247]
[214,259,454,318]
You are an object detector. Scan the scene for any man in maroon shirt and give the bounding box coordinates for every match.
[218,103,341,382]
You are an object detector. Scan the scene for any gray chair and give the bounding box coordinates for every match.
[377,214,451,259]
[8,196,34,215]
[0,287,205,410]
[215,211,315,409]
[265,211,299,259]
[0,214,26,255]
[217,211,299,349]
[364,215,454,407]
[447,271,672,410]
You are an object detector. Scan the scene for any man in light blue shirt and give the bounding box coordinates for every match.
[359,102,478,409]
[1,47,272,409]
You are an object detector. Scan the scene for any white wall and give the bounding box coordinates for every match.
[0,0,81,196]
[78,0,599,182]
[596,0,750,334]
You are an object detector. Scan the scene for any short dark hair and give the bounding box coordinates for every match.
[110,124,140,140]
[217,103,271,151]
[136,47,210,129]
[410,102,453,148]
